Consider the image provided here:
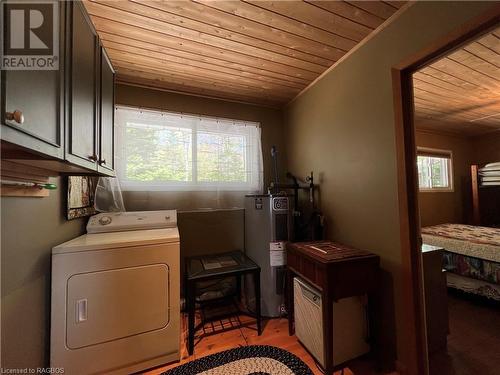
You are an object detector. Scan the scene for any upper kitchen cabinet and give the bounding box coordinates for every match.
[98,47,115,176]
[65,1,99,170]
[1,2,65,159]
[0,0,115,176]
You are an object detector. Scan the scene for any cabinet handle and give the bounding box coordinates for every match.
[88,154,98,162]
[5,110,24,124]
[99,159,106,166]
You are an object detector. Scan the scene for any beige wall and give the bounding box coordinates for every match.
[415,129,473,227]
[1,177,86,368]
[284,2,496,373]
[415,129,500,228]
[472,131,500,165]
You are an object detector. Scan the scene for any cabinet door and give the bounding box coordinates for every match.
[0,2,65,159]
[66,1,98,169]
[98,47,115,176]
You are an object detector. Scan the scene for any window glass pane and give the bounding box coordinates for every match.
[125,122,192,182]
[197,131,247,183]
[115,106,263,192]
[417,153,451,190]
[430,157,448,188]
[417,156,431,188]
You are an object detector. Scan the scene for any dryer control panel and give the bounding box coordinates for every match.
[87,210,177,233]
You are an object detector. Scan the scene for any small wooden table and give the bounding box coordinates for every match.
[286,241,380,374]
[185,251,262,355]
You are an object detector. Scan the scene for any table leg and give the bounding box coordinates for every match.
[187,279,195,355]
[368,290,380,370]
[254,270,262,335]
[287,268,295,336]
[236,275,242,302]
[322,291,334,375]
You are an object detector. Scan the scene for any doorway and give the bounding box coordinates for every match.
[392,10,500,375]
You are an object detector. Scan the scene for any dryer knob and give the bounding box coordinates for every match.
[99,216,112,225]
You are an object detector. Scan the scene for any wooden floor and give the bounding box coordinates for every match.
[429,292,500,375]
[143,313,395,375]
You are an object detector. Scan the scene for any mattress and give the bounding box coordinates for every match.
[421,224,500,262]
[422,224,500,290]
[447,273,500,301]
[442,251,499,285]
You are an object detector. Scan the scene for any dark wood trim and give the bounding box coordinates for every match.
[392,5,500,375]
[471,165,480,225]
[97,44,116,176]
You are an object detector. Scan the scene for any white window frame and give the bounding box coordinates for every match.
[115,105,262,192]
[417,147,454,193]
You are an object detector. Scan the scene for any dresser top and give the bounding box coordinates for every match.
[287,240,378,263]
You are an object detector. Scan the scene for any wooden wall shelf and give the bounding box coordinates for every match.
[1,160,58,198]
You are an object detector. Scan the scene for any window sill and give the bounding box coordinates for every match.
[419,189,454,193]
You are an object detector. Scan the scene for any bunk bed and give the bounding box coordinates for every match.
[421,163,500,301]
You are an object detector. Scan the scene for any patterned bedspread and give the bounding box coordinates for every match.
[422,224,500,286]
[421,224,500,262]
[443,252,499,285]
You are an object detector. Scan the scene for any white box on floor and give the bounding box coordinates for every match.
[293,277,370,367]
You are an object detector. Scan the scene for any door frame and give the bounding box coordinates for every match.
[391,6,500,375]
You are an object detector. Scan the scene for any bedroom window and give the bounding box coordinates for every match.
[417,148,453,192]
[115,106,263,192]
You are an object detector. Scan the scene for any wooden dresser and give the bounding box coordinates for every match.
[286,241,380,374]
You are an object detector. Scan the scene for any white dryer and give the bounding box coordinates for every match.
[51,210,180,375]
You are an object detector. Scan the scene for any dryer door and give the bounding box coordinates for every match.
[66,264,169,349]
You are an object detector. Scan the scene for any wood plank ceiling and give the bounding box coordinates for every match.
[83,0,404,107]
[413,27,500,137]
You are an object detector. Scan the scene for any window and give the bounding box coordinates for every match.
[115,106,263,191]
[417,148,453,192]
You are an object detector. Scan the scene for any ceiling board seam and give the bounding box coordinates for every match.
[414,86,495,112]
[413,76,497,101]
[304,1,379,31]
[113,61,295,100]
[346,1,394,20]
[113,65,292,103]
[446,55,500,82]
[240,0,361,44]
[116,72,284,100]
[192,0,354,52]
[382,1,400,11]
[415,104,486,121]
[115,81,282,110]
[416,70,478,90]
[414,102,475,118]
[88,1,332,70]
[424,65,492,90]
[88,13,326,75]
[130,0,349,60]
[462,47,500,69]
[288,1,414,105]
[116,72,290,103]
[96,30,313,84]
[105,45,305,91]
[108,42,300,90]
[102,39,308,88]
[476,41,500,58]
[413,89,495,111]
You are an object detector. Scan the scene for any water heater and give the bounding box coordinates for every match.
[244,194,291,317]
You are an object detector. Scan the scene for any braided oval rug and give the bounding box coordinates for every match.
[162,345,314,375]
